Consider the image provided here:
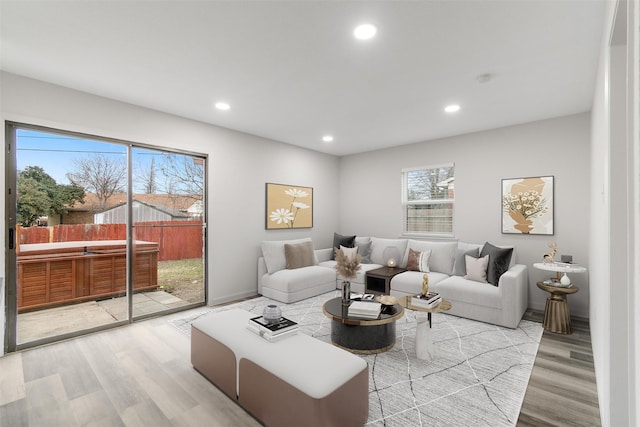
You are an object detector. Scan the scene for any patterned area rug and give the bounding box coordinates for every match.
[170,291,542,426]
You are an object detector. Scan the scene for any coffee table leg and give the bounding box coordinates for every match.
[415,313,434,361]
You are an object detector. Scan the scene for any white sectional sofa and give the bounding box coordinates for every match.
[258,236,528,328]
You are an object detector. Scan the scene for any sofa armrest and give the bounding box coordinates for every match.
[258,257,268,294]
[316,248,333,262]
[498,264,528,328]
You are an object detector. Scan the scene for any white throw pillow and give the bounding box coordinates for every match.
[340,245,359,261]
[464,254,489,283]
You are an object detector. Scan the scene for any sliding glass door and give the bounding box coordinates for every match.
[4,122,207,352]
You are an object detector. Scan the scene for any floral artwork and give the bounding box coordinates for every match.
[265,183,313,229]
[502,176,553,235]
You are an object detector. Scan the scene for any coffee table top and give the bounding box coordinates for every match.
[400,295,452,313]
[322,297,404,326]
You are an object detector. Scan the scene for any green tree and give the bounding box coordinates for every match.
[17,166,85,226]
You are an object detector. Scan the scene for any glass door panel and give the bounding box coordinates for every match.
[130,148,206,319]
[14,128,129,345]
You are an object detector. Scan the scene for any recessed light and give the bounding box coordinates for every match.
[354,24,377,40]
[444,104,460,113]
[215,102,230,111]
[322,135,334,143]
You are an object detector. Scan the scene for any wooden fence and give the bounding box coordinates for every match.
[17,221,203,261]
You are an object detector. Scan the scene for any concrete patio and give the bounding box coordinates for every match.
[17,291,191,344]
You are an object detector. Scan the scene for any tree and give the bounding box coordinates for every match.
[135,156,158,194]
[66,154,127,209]
[17,166,85,226]
[159,154,204,198]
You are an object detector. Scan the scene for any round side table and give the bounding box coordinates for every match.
[536,281,579,334]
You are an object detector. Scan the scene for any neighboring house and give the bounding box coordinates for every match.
[62,193,202,224]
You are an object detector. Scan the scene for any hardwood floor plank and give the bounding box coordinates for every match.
[1,307,601,427]
[518,312,601,427]
[0,352,26,406]
[24,374,78,426]
[68,389,125,427]
[0,397,29,427]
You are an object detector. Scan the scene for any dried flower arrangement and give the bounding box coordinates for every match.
[335,247,361,280]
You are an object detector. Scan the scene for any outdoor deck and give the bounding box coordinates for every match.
[17,290,191,344]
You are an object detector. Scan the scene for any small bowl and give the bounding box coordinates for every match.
[376,295,398,306]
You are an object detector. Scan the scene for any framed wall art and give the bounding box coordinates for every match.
[265,183,313,229]
[501,176,554,235]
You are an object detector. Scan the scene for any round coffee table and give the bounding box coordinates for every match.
[401,296,452,361]
[322,297,404,354]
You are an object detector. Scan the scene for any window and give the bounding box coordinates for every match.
[402,164,455,235]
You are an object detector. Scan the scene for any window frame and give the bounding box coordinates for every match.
[401,163,455,238]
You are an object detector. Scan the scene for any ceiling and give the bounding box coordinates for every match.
[0,1,606,156]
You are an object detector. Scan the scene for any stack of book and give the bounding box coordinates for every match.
[411,292,441,309]
[348,301,382,319]
[247,315,298,342]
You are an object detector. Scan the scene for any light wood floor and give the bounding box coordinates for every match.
[518,310,601,427]
[1,308,601,426]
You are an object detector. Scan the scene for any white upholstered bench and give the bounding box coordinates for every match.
[191,308,369,427]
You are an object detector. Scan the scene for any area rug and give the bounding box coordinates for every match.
[170,290,542,426]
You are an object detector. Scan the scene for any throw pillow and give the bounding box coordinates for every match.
[339,245,359,261]
[480,242,514,286]
[284,241,316,269]
[406,248,431,272]
[464,254,489,283]
[453,248,480,276]
[331,232,356,260]
[401,240,457,274]
[355,237,372,263]
[262,238,314,274]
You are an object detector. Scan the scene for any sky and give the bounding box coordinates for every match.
[16,129,173,193]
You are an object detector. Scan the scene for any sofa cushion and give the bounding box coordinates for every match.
[262,266,336,293]
[431,275,502,309]
[262,238,317,274]
[464,254,489,283]
[389,270,450,295]
[331,233,356,260]
[480,242,514,286]
[406,248,431,272]
[284,241,316,269]
[355,237,372,263]
[402,240,457,274]
[370,238,408,266]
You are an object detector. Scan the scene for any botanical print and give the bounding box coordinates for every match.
[502,176,553,235]
[265,183,313,229]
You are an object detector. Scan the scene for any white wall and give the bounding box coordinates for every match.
[590,0,640,425]
[339,113,592,318]
[0,72,340,355]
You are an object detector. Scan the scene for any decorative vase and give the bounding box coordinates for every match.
[341,281,351,305]
[263,304,282,324]
[560,273,571,286]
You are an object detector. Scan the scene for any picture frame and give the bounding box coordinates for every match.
[501,176,554,235]
[265,183,313,229]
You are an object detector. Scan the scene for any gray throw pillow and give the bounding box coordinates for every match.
[480,242,514,286]
[356,239,372,263]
